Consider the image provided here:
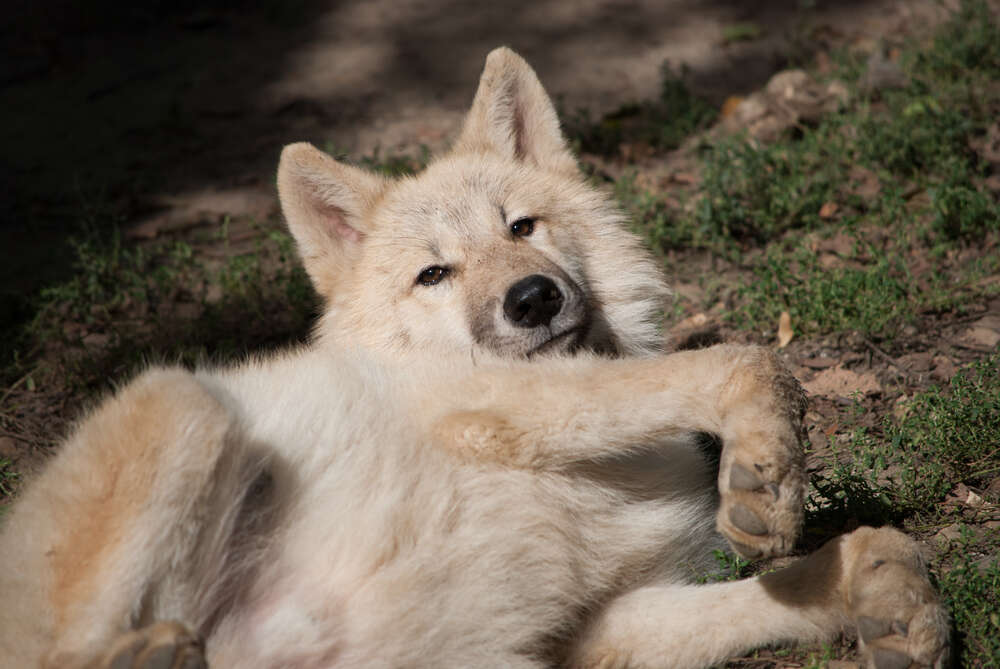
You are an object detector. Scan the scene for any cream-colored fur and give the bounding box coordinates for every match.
[0,48,948,669]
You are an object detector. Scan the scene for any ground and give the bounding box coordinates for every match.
[1,1,999,667]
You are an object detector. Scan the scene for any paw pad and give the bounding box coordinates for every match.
[729,504,768,536]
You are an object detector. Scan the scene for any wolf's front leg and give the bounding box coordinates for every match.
[570,526,949,669]
[0,368,249,668]
[432,344,807,559]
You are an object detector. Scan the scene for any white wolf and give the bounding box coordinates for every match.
[0,48,948,669]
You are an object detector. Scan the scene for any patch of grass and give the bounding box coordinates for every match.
[930,173,1000,242]
[938,530,1000,667]
[694,132,849,246]
[918,0,1000,79]
[814,353,1000,519]
[10,217,318,399]
[0,457,18,498]
[565,64,716,157]
[729,247,915,338]
[697,548,753,583]
[886,354,1000,512]
[721,22,764,44]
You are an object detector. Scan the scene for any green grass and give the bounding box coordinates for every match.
[815,352,1000,515]
[3,218,317,399]
[808,355,1000,665]
[939,531,1000,667]
[565,63,716,158]
[603,0,1000,340]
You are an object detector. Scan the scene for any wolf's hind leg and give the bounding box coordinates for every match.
[570,526,948,669]
[0,367,248,668]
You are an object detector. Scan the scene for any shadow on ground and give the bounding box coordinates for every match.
[1,0,904,311]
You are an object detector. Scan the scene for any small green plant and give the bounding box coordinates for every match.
[694,131,848,246]
[729,247,913,338]
[812,355,1000,522]
[937,527,1000,666]
[887,354,1000,512]
[930,177,1000,241]
[564,66,715,157]
[0,457,18,498]
[698,548,752,583]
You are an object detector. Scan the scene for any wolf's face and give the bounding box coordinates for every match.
[278,48,668,359]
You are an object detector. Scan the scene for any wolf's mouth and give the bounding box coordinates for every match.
[526,327,583,358]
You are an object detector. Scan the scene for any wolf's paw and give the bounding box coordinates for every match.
[98,621,205,669]
[716,455,805,559]
[716,350,808,559]
[845,527,950,669]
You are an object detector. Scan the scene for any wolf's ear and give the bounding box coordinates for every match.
[455,47,577,174]
[277,143,390,300]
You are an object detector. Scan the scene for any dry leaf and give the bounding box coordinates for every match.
[777,311,794,347]
[720,95,745,118]
[818,201,839,219]
[802,365,881,397]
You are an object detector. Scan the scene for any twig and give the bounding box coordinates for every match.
[0,372,32,408]
[862,337,915,381]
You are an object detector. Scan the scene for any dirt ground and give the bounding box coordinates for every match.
[1,0,947,301]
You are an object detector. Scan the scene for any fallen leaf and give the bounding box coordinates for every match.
[720,95,745,119]
[932,355,957,382]
[0,436,17,458]
[818,201,839,219]
[933,523,963,544]
[777,311,794,347]
[966,490,985,509]
[802,365,881,398]
[957,326,1000,350]
[800,356,838,369]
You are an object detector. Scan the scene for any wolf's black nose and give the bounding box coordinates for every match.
[503,275,564,328]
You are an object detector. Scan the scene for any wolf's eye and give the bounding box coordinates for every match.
[510,217,536,238]
[416,266,450,286]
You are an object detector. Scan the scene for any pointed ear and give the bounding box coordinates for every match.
[277,142,390,300]
[454,47,577,174]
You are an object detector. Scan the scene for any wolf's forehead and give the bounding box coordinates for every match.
[382,172,511,234]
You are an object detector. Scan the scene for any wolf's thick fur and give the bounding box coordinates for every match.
[0,49,948,669]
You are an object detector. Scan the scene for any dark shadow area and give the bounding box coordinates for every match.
[1,0,886,311]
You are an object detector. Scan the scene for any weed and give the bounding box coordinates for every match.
[937,527,1000,666]
[729,246,914,338]
[0,457,18,498]
[694,133,847,246]
[812,354,1000,525]
[930,176,1000,242]
[887,354,1000,512]
[565,66,715,157]
[698,549,752,583]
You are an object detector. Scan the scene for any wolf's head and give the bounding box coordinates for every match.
[278,48,668,359]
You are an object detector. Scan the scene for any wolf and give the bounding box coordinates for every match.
[0,48,948,669]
